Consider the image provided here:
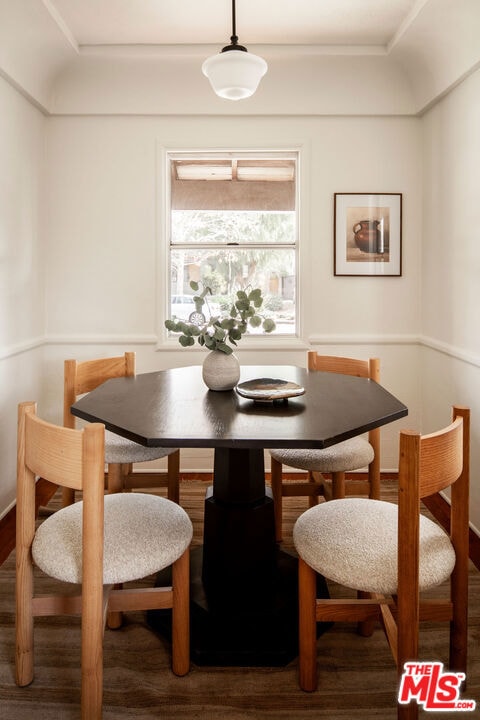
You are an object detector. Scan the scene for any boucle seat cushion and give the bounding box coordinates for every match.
[104,429,177,464]
[270,436,374,473]
[32,493,193,585]
[75,417,177,464]
[293,498,455,595]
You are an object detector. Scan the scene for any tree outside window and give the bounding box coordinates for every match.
[168,153,297,336]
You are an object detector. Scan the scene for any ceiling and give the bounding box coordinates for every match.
[47,0,419,48]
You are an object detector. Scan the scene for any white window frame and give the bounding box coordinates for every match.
[157,146,308,352]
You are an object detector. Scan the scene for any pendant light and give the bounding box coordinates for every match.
[202,0,267,100]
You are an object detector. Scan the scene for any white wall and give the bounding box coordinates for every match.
[0,75,46,516]
[50,50,415,116]
[421,67,480,531]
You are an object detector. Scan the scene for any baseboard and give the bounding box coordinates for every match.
[0,478,57,566]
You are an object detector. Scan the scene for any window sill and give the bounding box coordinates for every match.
[157,335,310,353]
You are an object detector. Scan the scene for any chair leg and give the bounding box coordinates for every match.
[397,584,419,719]
[62,486,75,507]
[307,471,320,508]
[106,584,123,630]
[368,428,381,499]
[122,462,133,491]
[167,450,180,504]
[105,463,125,629]
[81,589,104,719]
[107,463,124,493]
[270,457,284,542]
[172,548,190,676]
[357,590,376,637]
[449,548,469,676]
[331,471,346,499]
[398,702,418,720]
[298,557,318,692]
[15,548,34,687]
[450,604,468,679]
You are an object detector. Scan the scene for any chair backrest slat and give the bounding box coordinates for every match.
[419,416,464,498]
[25,413,85,491]
[64,352,135,429]
[307,351,371,377]
[399,411,466,502]
[19,401,105,492]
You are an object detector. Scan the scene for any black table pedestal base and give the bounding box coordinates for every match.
[147,545,331,667]
[148,450,331,666]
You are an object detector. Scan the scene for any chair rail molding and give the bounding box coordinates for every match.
[44,333,159,346]
[5,334,480,371]
[308,333,420,346]
[0,336,45,361]
[309,334,480,371]
[420,335,480,370]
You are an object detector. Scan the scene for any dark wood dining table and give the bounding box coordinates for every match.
[71,364,408,666]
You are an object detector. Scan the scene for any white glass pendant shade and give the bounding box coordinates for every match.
[202,49,267,100]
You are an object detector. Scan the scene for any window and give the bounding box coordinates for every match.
[167,151,297,336]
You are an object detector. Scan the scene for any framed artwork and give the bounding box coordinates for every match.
[334,193,402,276]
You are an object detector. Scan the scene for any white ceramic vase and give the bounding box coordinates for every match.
[202,350,240,391]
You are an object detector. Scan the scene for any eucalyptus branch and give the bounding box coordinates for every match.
[165,281,276,354]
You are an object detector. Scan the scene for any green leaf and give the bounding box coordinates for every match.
[169,284,275,354]
[193,295,206,314]
[179,335,194,347]
[262,318,276,333]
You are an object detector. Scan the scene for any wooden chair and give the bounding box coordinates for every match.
[270,351,380,541]
[16,401,192,720]
[293,406,470,720]
[63,352,180,507]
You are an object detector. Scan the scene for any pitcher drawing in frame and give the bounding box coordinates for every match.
[334,193,402,276]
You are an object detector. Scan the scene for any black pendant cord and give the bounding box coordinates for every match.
[231,0,238,44]
[222,0,247,52]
